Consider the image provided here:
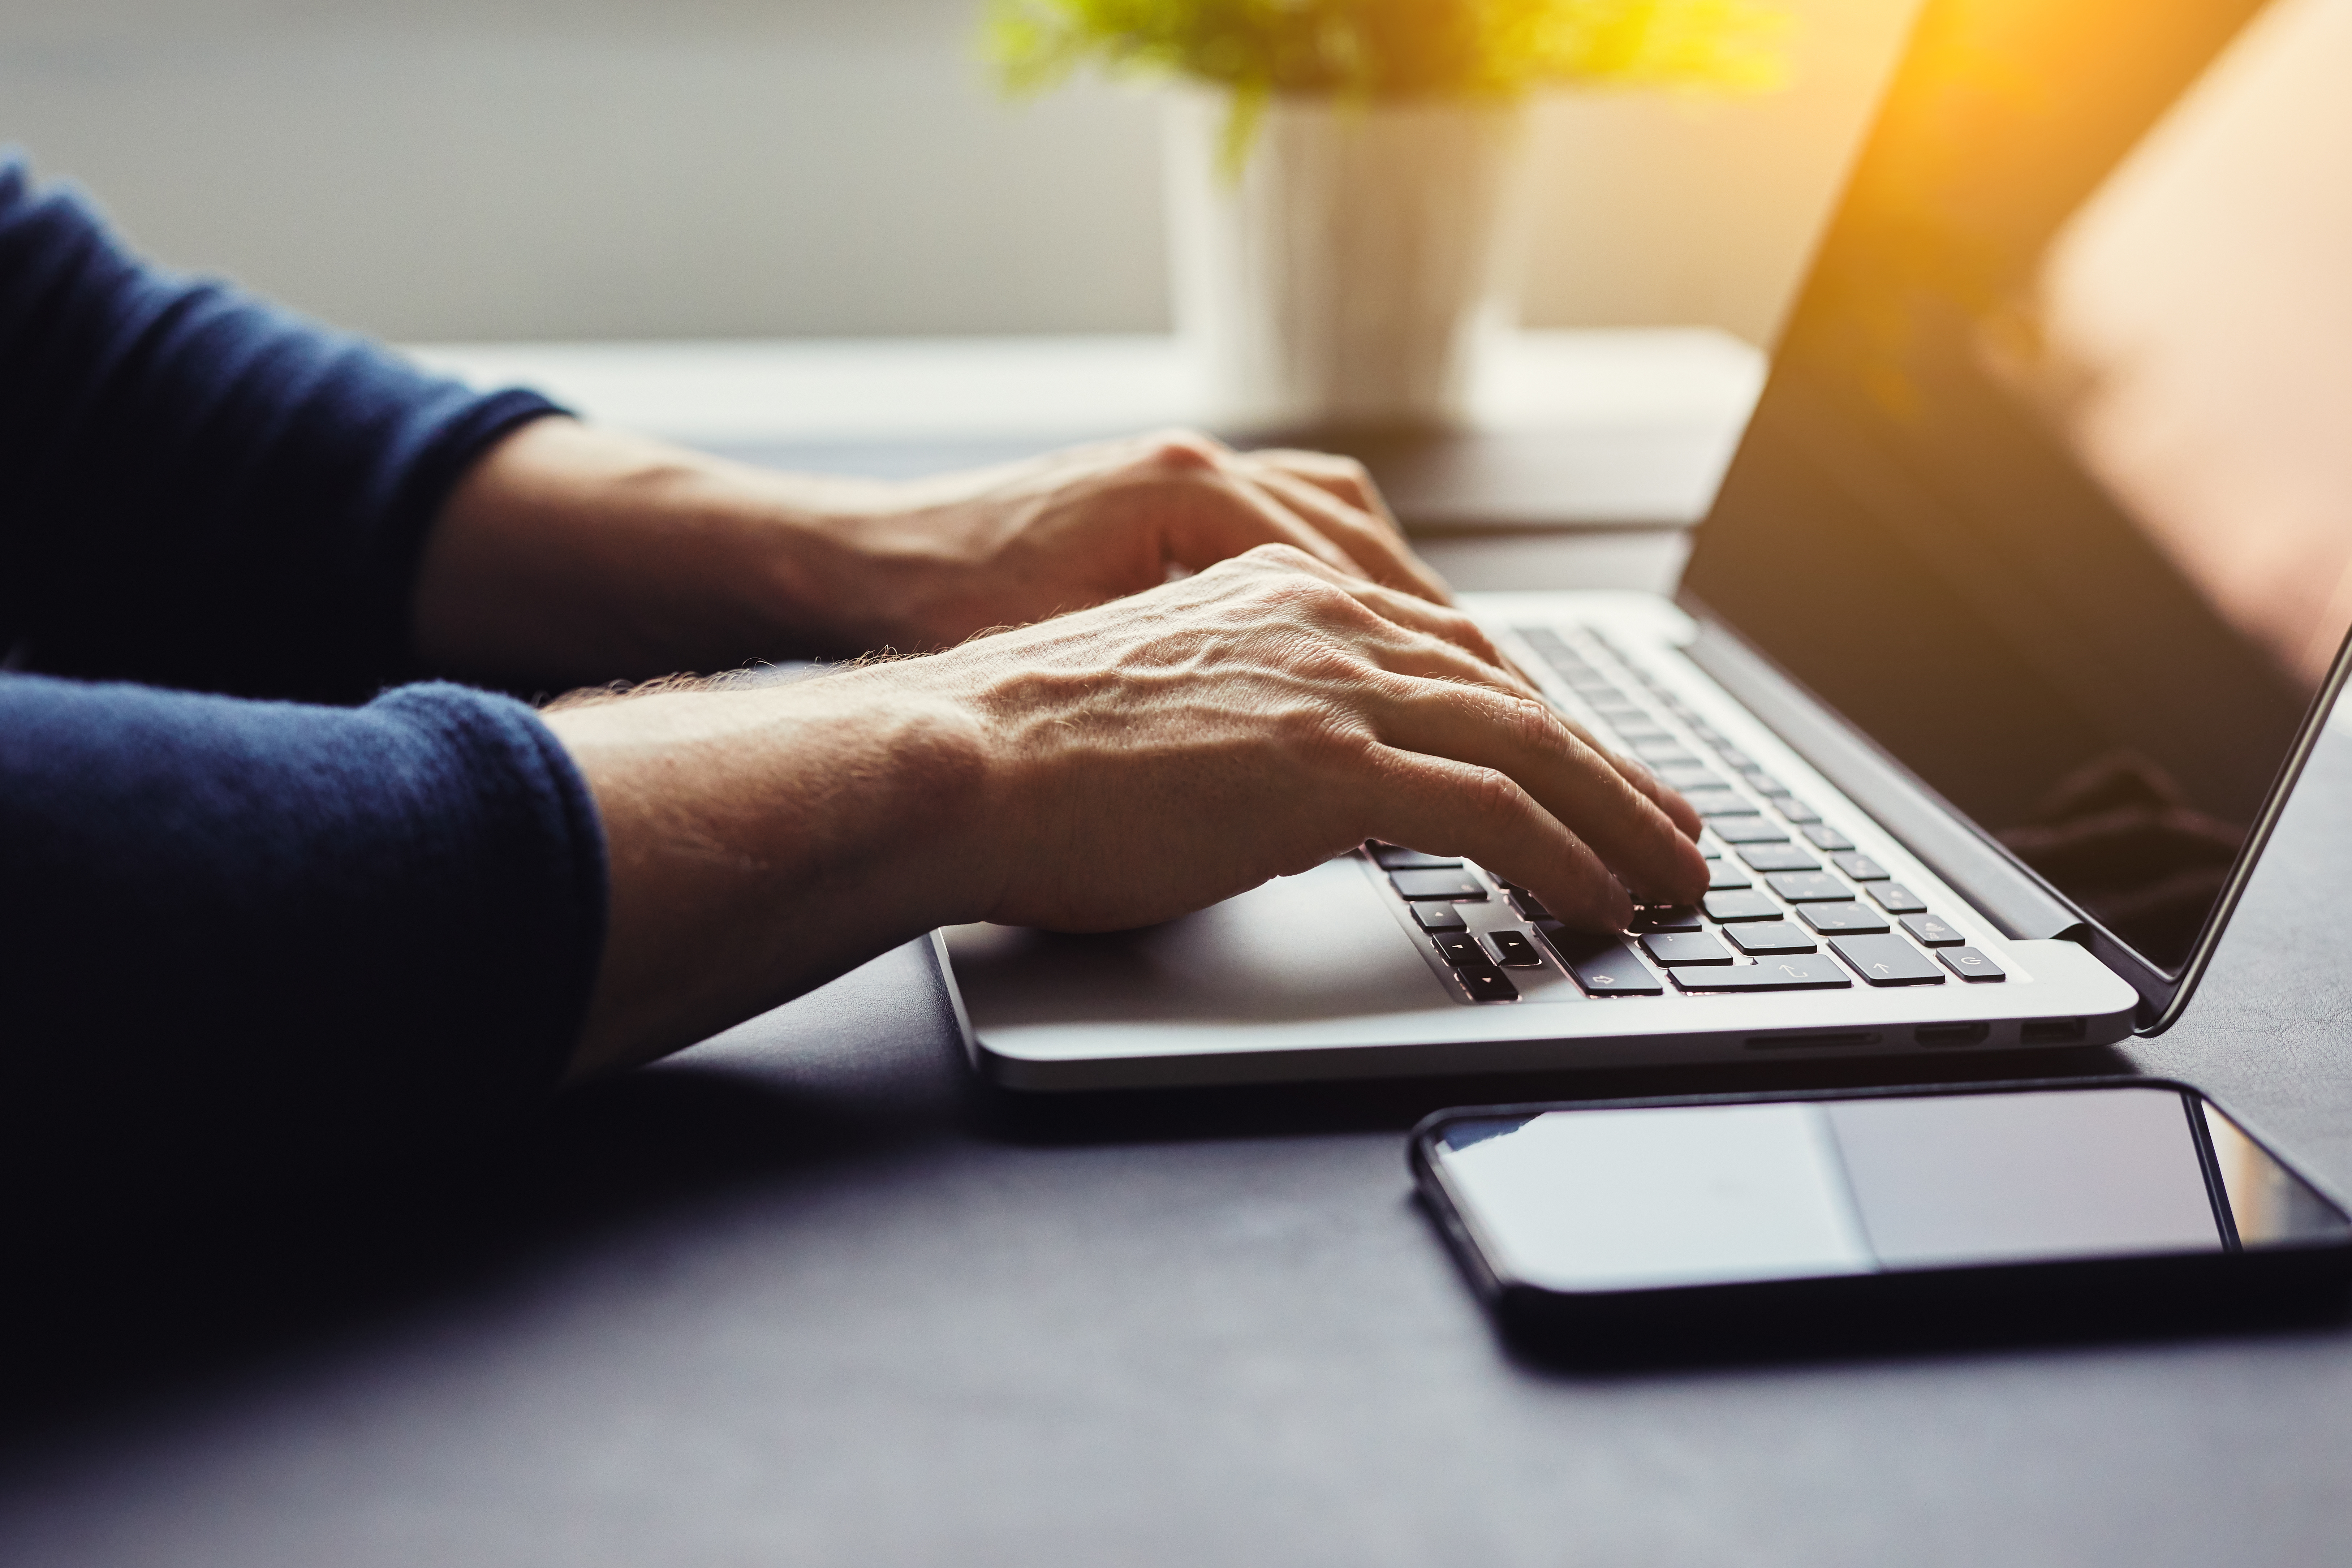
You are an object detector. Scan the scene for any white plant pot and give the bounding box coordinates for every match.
[1163,89,1533,431]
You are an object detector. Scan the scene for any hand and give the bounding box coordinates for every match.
[543,545,1705,1081]
[415,419,1445,689]
[819,429,1451,651]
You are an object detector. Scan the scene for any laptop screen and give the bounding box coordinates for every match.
[1681,0,2352,974]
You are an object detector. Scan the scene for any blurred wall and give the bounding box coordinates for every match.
[0,0,1916,346]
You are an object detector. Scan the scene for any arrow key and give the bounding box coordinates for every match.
[1829,934,1946,986]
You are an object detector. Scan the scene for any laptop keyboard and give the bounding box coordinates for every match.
[1369,623,2007,1004]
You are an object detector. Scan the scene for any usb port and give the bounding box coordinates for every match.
[1914,1021,1991,1047]
[2020,1018,2087,1046]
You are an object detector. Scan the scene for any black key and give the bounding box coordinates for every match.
[1657,764,1728,792]
[1901,913,1965,947]
[1433,933,1489,967]
[1369,843,1462,871]
[1696,835,1724,859]
[1683,789,1758,818]
[1942,947,2007,982]
[1458,966,1521,1002]
[1739,844,1821,873]
[1766,871,1851,902]
[1391,869,1485,901]
[1672,956,1853,992]
[1832,852,1890,882]
[1545,932,1665,996]
[1486,930,1546,969]
[1505,887,1554,923]
[1727,920,1818,955]
[1711,817,1791,844]
[1701,889,1782,923]
[1630,905,1703,933]
[1640,931,1733,966]
[1412,902,1468,933]
[1631,742,1700,768]
[1870,882,1929,915]
[1799,902,1889,934]
[1765,794,1822,824]
[1801,824,1856,852]
[1706,861,1753,891]
[1830,934,1946,986]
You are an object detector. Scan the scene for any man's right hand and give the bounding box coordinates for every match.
[542,544,1706,1081]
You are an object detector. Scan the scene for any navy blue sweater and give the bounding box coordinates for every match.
[0,156,605,1143]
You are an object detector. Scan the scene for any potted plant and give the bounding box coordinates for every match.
[988,0,1786,431]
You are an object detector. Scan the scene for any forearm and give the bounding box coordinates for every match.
[415,418,917,688]
[541,668,997,1080]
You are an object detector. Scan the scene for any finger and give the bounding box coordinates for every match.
[1241,465,1452,605]
[1362,672,1710,906]
[1346,745,1636,931]
[1293,566,1694,831]
[1245,448,1405,537]
[1161,473,1371,584]
[1230,544,1519,686]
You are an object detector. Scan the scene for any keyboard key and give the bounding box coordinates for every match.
[1672,956,1853,992]
[1545,932,1665,996]
[1870,883,1928,915]
[1739,844,1821,873]
[1901,913,1965,947]
[1412,902,1468,933]
[1832,852,1890,882]
[1765,794,1822,823]
[1433,933,1488,966]
[1683,789,1758,818]
[1658,764,1729,792]
[1611,722,1675,745]
[1631,742,1701,768]
[1800,902,1890,934]
[1701,889,1782,922]
[1706,861,1753,891]
[1766,871,1852,902]
[1369,843,1462,871]
[1711,817,1791,844]
[1641,931,1733,966]
[1391,869,1486,901]
[1486,930,1546,968]
[1830,934,1946,986]
[1727,921,1818,955]
[1801,824,1855,852]
[1504,886,1554,922]
[1631,905,1704,933]
[1458,966,1521,1002]
[1941,947,2007,982]
[1696,836,1724,859]
[1714,746,1758,770]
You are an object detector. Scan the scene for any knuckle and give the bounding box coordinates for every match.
[1140,428,1226,473]
[1460,764,1526,826]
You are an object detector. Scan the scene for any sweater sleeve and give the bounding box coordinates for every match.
[0,152,563,702]
[0,676,607,1144]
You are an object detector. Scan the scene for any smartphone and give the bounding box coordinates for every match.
[1411,1079,2352,1358]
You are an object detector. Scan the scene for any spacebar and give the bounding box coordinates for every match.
[1672,956,1852,991]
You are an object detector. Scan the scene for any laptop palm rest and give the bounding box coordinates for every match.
[943,857,1447,1029]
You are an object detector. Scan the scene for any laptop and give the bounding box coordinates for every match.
[939,0,2352,1090]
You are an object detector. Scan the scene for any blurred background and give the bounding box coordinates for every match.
[0,0,1917,349]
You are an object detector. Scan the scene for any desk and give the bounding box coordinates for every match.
[6,344,2352,1567]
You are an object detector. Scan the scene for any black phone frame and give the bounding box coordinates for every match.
[1409,1076,2352,1365]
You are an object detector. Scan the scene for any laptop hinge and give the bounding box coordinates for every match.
[1680,617,2090,945]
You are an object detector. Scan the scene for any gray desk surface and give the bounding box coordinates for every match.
[8,537,2352,1567]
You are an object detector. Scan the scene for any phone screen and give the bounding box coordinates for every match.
[1429,1087,2349,1293]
